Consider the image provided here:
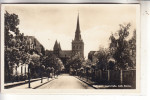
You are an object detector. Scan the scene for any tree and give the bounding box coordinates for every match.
[5,11,20,48]
[81,59,92,81]
[41,53,65,77]
[41,46,45,56]
[4,11,47,83]
[30,53,40,78]
[4,11,31,82]
[128,30,136,68]
[4,11,20,82]
[40,65,45,83]
[46,67,51,81]
[109,23,134,69]
[66,53,84,74]
[95,48,109,70]
[42,53,56,67]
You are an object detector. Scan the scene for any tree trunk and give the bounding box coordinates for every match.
[28,65,31,88]
[25,64,26,76]
[21,65,23,75]
[16,66,17,76]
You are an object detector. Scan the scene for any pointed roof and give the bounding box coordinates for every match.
[74,13,82,41]
[53,40,59,50]
[58,42,62,51]
[53,40,62,51]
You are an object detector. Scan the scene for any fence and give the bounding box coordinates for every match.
[77,69,136,88]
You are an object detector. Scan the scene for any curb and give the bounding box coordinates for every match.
[75,76,97,89]
[4,77,47,89]
[76,77,135,89]
[33,78,55,89]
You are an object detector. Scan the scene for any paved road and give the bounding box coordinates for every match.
[37,74,94,89]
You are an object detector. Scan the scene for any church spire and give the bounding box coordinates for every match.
[53,40,59,50]
[53,40,62,51]
[74,13,81,41]
[58,42,62,51]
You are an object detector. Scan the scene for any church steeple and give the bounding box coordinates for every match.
[58,42,61,51]
[53,40,59,50]
[72,13,84,58]
[53,40,62,51]
[74,13,81,41]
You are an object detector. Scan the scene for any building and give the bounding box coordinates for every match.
[11,36,45,76]
[72,14,84,58]
[26,36,45,55]
[47,14,84,66]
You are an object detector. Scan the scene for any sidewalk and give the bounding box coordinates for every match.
[5,77,44,88]
[76,76,110,89]
[5,77,55,89]
[75,76,98,89]
[76,76,133,89]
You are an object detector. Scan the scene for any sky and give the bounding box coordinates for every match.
[3,4,138,58]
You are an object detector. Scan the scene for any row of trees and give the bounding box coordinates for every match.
[4,11,64,83]
[109,23,136,70]
[5,11,30,82]
[68,23,136,76]
[92,23,136,70]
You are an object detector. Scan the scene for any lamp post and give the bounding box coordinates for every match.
[28,38,32,88]
[52,67,54,78]
[55,58,58,77]
[28,62,31,88]
[86,65,90,81]
[41,65,45,83]
[47,67,51,81]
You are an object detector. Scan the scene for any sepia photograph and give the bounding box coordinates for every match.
[1,4,140,93]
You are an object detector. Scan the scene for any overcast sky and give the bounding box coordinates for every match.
[4,4,138,58]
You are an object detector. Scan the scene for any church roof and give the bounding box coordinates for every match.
[53,40,58,50]
[25,36,43,53]
[45,50,53,56]
[58,42,62,50]
[59,50,72,58]
[53,40,62,51]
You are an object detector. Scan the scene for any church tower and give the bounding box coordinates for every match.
[72,13,84,58]
[53,40,61,57]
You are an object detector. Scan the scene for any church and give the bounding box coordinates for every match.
[49,14,84,65]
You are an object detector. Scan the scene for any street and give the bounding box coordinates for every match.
[37,74,94,89]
